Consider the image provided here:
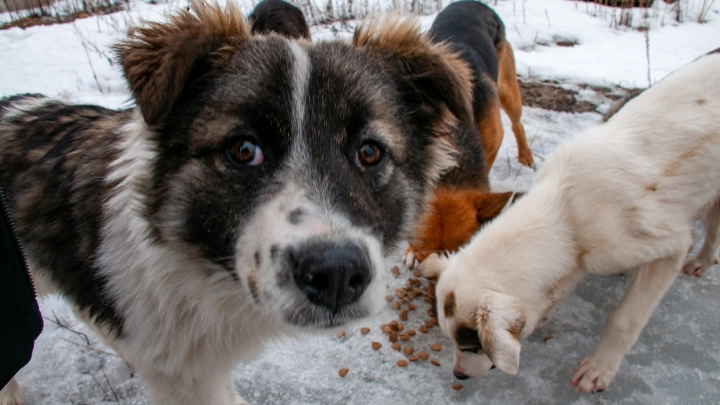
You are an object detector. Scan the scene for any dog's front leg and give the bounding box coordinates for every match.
[145,370,249,405]
[683,197,720,277]
[571,255,683,393]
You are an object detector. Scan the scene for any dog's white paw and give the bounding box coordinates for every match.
[416,252,451,280]
[682,256,719,277]
[402,247,418,269]
[570,354,620,393]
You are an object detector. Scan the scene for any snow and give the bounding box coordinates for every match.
[3,0,720,403]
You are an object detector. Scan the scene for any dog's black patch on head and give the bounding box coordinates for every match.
[288,208,304,224]
[149,37,298,271]
[299,43,416,249]
[456,325,482,353]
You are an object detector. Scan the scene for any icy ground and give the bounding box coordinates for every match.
[3,0,720,403]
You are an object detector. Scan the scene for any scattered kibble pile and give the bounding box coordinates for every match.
[337,263,464,389]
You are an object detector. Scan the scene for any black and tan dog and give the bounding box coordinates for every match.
[404,1,532,268]
[249,0,310,40]
[429,0,533,171]
[0,3,474,404]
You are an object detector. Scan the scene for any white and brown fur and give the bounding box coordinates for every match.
[0,3,474,404]
[420,51,720,393]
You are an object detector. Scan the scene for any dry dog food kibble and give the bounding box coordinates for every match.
[391,265,400,277]
[392,343,401,351]
[430,343,441,351]
[337,330,345,338]
[339,368,349,377]
[360,327,371,335]
[397,360,408,367]
[407,329,416,336]
[372,342,382,350]
[418,351,429,360]
[418,325,428,333]
[452,384,463,391]
[409,355,419,362]
[385,295,394,302]
[412,271,421,278]
[403,346,414,355]
[430,360,440,367]
[389,334,399,343]
[399,334,410,341]
[395,288,406,298]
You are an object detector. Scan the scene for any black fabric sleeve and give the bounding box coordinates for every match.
[0,185,43,389]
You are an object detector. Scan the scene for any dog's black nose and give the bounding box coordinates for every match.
[292,243,371,314]
[453,371,469,380]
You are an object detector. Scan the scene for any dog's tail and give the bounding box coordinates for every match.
[0,94,46,114]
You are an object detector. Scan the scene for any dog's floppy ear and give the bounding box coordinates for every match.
[114,1,250,126]
[474,191,522,223]
[352,15,474,137]
[477,291,525,375]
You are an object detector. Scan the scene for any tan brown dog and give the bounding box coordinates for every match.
[403,1,531,268]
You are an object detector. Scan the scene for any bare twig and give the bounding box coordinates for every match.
[90,373,109,398]
[545,7,551,28]
[59,337,121,358]
[45,311,90,345]
[102,368,121,403]
[645,28,651,86]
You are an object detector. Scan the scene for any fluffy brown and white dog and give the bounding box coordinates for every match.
[0,3,475,404]
[420,51,720,393]
[403,1,531,268]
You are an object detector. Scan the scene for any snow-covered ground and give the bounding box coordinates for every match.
[3,0,720,403]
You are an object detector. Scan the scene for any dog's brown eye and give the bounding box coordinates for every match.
[355,142,383,167]
[227,139,264,166]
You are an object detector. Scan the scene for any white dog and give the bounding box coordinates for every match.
[420,51,720,393]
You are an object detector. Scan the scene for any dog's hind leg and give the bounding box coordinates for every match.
[683,197,720,277]
[496,40,534,169]
[477,97,504,172]
[0,378,23,405]
[571,254,685,393]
